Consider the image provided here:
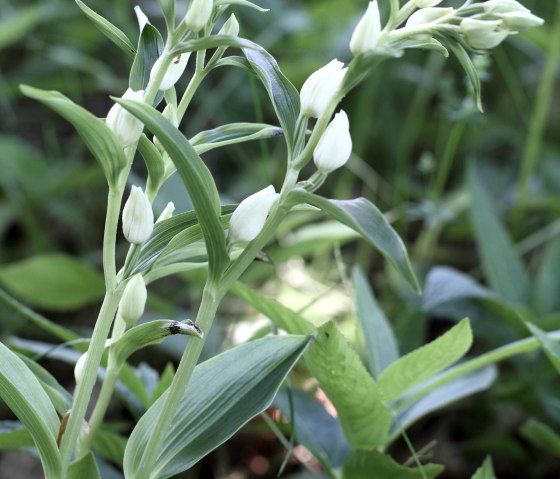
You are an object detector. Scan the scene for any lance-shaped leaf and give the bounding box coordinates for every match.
[0,342,62,479]
[137,134,165,199]
[214,0,269,12]
[447,41,482,112]
[130,23,164,92]
[123,335,310,478]
[342,451,443,479]
[379,318,473,402]
[20,85,127,186]
[291,191,419,291]
[115,99,229,278]
[75,1,136,58]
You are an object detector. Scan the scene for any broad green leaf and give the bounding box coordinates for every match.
[115,99,229,278]
[124,335,310,478]
[75,1,136,58]
[0,253,105,311]
[534,236,560,313]
[379,319,473,402]
[275,388,351,470]
[471,456,497,479]
[291,191,419,291]
[395,365,497,432]
[214,0,270,12]
[68,453,100,479]
[190,122,283,154]
[93,430,128,466]
[353,266,399,378]
[20,85,127,185]
[138,134,165,199]
[130,23,164,92]
[422,266,495,312]
[468,166,529,304]
[520,419,560,456]
[242,47,301,153]
[0,6,41,50]
[305,322,392,449]
[447,41,482,112]
[0,342,61,478]
[342,450,443,479]
[525,322,560,375]
[0,421,33,449]
[231,282,314,335]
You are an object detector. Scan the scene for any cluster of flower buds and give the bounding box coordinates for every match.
[122,186,154,245]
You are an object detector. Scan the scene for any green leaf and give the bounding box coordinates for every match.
[20,85,127,186]
[468,166,530,304]
[447,41,482,112]
[353,266,399,379]
[520,419,560,456]
[0,421,33,449]
[115,99,229,278]
[190,122,283,154]
[75,1,136,58]
[138,134,165,199]
[68,453,100,479]
[0,253,105,311]
[124,335,310,478]
[130,23,164,92]
[525,322,560,375]
[93,430,128,466]
[214,0,270,12]
[291,192,419,292]
[471,456,497,479]
[231,282,314,336]
[342,451,444,479]
[0,342,62,478]
[534,236,560,313]
[305,322,392,449]
[379,318,473,402]
[242,47,301,153]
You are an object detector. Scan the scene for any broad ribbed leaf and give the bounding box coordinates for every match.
[471,456,497,479]
[379,319,473,402]
[305,322,392,449]
[353,267,399,378]
[292,191,419,291]
[242,47,300,153]
[20,85,127,185]
[0,342,61,478]
[468,166,529,304]
[68,453,100,479]
[124,335,310,478]
[130,23,164,92]
[190,123,283,154]
[0,253,105,311]
[75,1,135,58]
[343,451,443,479]
[115,99,229,278]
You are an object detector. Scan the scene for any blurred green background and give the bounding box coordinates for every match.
[0,0,559,477]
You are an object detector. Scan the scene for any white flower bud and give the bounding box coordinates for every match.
[229,186,279,243]
[156,201,175,223]
[349,1,382,56]
[406,7,454,28]
[313,111,352,174]
[184,0,213,33]
[460,18,509,49]
[106,88,145,148]
[150,53,191,91]
[219,13,239,37]
[118,274,147,327]
[482,0,530,14]
[134,6,150,32]
[122,186,154,244]
[300,59,347,118]
[413,0,444,7]
[501,11,544,31]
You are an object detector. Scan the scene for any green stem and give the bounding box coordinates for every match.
[517,2,560,212]
[176,69,206,120]
[59,186,124,471]
[135,283,220,479]
[432,119,466,201]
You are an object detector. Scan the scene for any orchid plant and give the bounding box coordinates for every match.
[0,0,545,478]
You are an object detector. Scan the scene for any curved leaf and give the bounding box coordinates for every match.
[291,191,419,291]
[0,342,61,478]
[20,85,127,185]
[124,335,310,478]
[130,23,164,92]
[115,99,229,278]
